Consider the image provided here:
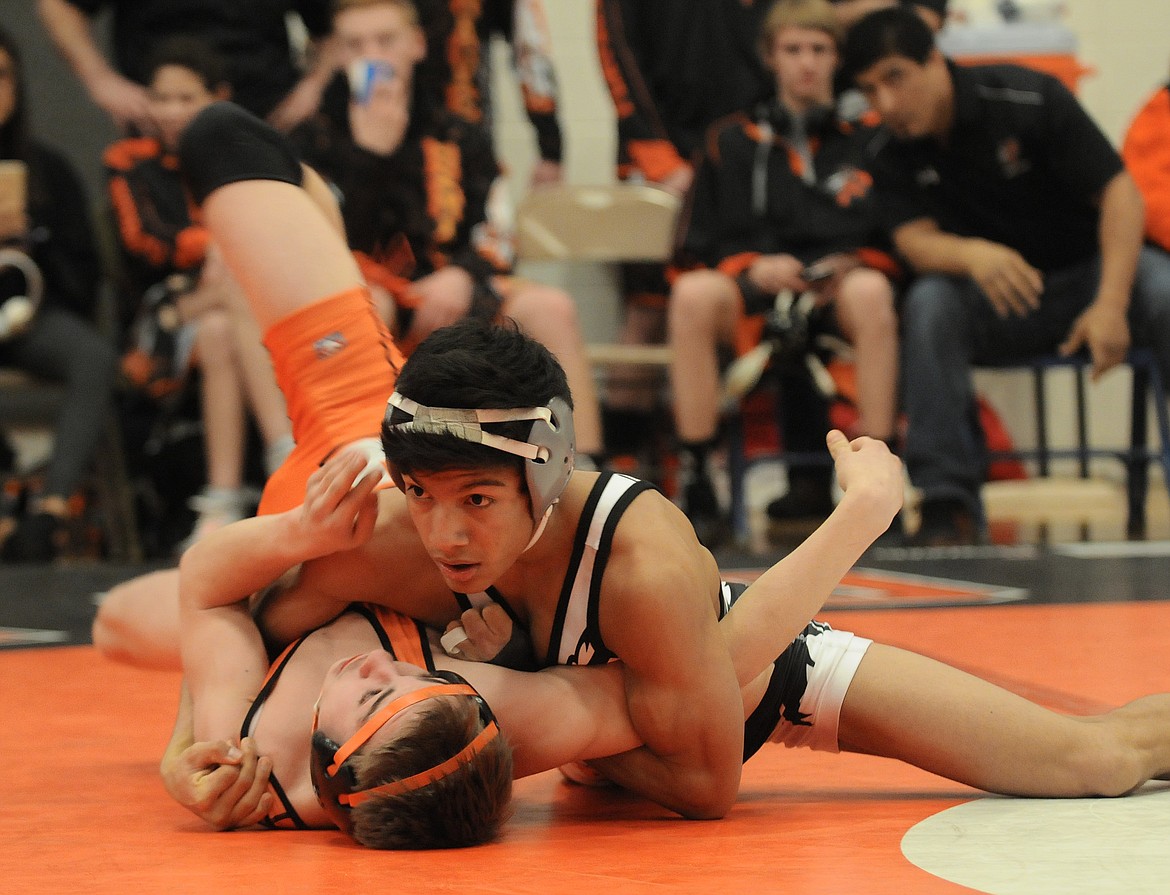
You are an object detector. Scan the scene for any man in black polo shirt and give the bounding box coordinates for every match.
[842,6,1170,545]
[38,0,335,133]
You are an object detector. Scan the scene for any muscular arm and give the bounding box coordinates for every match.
[469,435,903,790]
[179,455,381,739]
[540,434,898,815]
[721,433,902,682]
[456,657,639,778]
[179,514,309,742]
[258,487,455,648]
[584,497,743,819]
[160,682,274,830]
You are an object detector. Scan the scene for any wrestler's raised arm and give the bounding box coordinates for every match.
[178,454,382,741]
[721,431,902,683]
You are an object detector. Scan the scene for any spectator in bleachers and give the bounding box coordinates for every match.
[105,38,294,550]
[430,0,564,188]
[831,0,948,32]
[292,0,604,461]
[595,0,775,471]
[844,7,1170,545]
[37,0,337,134]
[668,0,901,547]
[1122,75,1170,255]
[0,25,119,562]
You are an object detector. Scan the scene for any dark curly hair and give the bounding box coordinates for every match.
[381,318,572,484]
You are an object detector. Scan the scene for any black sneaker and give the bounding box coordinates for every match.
[872,511,906,547]
[683,477,731,549]
[907,498,985,547]
[765,475,835,545]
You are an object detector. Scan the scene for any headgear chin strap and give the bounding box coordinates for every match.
[384,391,575,544]
[310,674,500,834]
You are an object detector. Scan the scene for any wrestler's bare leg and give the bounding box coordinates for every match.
[839,643,1170,796]
[204,174,361,333]
[93,569,182,670]
[94,104,378,668]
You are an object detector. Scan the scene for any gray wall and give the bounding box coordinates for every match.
[1,0,117,203]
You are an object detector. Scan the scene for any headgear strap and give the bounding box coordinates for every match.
[314,681,501,809]
[386,392,553,462]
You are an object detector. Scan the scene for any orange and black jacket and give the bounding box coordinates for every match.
[104,137,208,300]
[1122,83,1170,254]
[675,100,899,308]
[431,0,562,163]
[595,0,772,181]
[292,77,504,320]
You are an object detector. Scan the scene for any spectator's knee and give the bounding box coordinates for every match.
[193,309,234,364]
[530,284,581,328]
[838,269,896,334]
[669,270,733,333]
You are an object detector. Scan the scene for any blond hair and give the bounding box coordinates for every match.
[331,0,419,27]
[759,0,844,57]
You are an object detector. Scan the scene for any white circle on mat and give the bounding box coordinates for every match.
[901,782,1170,895]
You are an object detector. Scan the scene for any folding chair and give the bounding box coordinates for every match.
[984,350,1170,538]
[514,183,680,367]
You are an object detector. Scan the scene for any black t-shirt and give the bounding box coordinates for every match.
[66,0,332,118]
[865,61,1122,273]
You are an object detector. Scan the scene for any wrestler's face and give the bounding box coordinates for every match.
[766,25,837,112]
[148,64,228,151]
[334,2,427,76]
[400,465,534,594]
[316,650,449,744]
[854,50,952,140]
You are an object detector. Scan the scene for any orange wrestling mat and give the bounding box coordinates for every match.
[4,601,1169,895]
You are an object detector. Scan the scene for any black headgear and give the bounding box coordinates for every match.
[384,391,575,526]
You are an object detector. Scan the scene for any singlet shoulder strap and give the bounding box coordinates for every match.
[545,472,655,666]
[360,603,436,671]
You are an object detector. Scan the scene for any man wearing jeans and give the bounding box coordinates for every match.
[844,6,1170,544]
